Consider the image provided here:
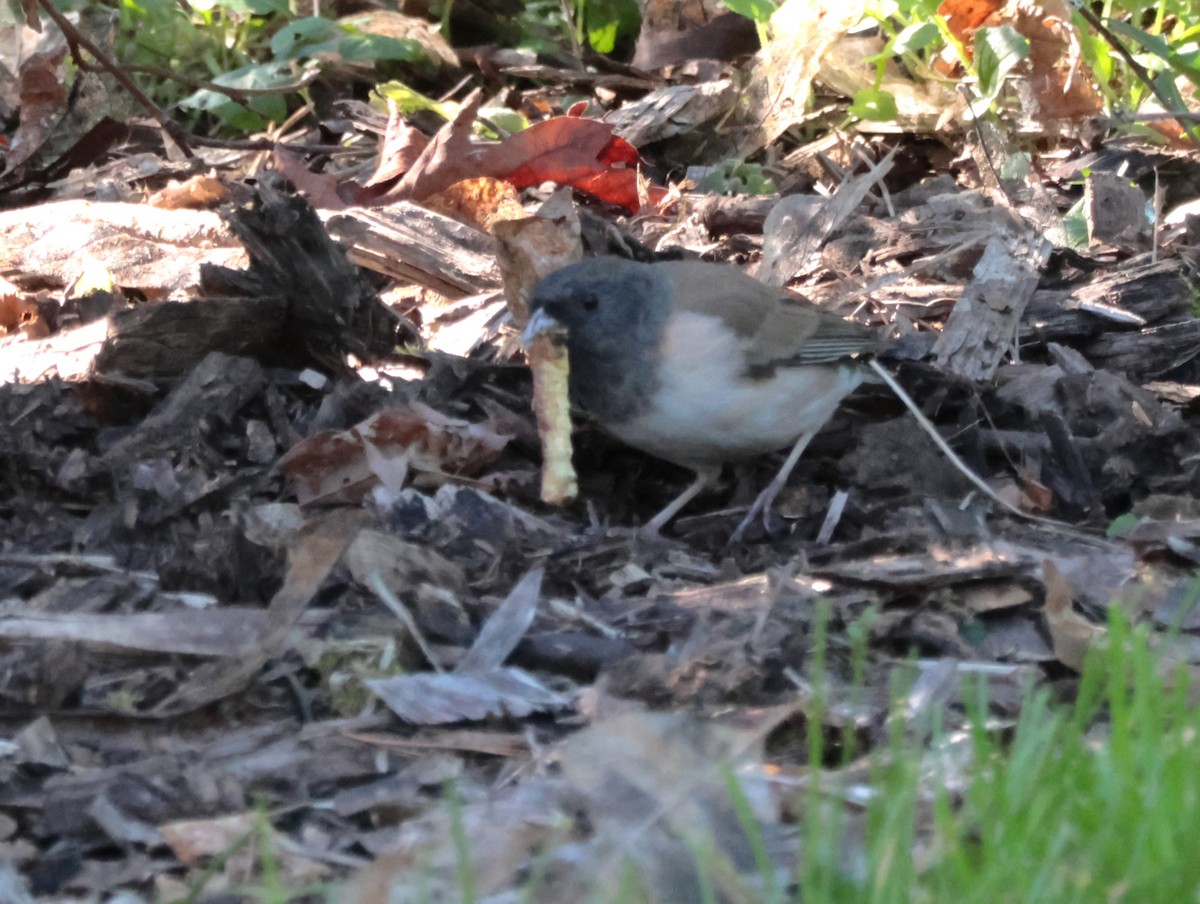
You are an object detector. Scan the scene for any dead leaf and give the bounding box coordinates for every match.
[457,569,543,673]
[939,0,1101,122]
[7,45,67,171]
[1042,558,1104,671]
[147,175,230,210]
[390,88,485,202]
[0,199,246,298]
[159,812,257,867]
[423,176,525,232]
[364,105,431,188]
[272,145,350,210]
[478,116,663,213]
[367,667,572,723]
[149,508,363,716]
[0,276,41,336]
[737,0,870,152]
[279,403,514,505]
[939,0,1003,45]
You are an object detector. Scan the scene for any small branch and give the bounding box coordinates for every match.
[119,63,318,105]
[1072,3,1200,147]
[33,0,195,158]
[868,359,1082,532]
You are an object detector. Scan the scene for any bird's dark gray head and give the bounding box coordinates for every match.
[528,257,673,423]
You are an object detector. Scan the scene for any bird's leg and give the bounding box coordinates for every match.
[639,466,721,540]
[727,425,821,545]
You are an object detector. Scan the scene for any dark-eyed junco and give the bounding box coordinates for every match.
[523,256,884,539]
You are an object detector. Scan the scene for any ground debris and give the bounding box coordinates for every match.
[0,43,1197,898]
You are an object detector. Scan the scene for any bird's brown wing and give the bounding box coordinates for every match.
[660,260,882,371]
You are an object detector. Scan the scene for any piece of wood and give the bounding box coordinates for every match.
[1084,320,1200,378]
[934,229,1052,381]
[327,202,502,299]
[204,183,401,366]
[1022,258,1192,340]
[93,297,287,379]
[100,351,266,471]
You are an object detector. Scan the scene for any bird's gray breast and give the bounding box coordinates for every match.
[567,340,660,425]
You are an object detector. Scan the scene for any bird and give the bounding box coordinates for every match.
[523,256,885,541]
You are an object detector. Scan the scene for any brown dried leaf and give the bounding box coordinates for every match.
[159,812,257,867]
[146,175,230,210]
[423,176,525,233]
[390,88,485,202]
[0,275,41,336]
[279,403,514,505]
[478,116,663,213]
[7,45,67,171]
[150,509,363,716]
[365,106,430,188]
[1042,558,1103,671]
[737,0,870,152]
[940,0,1101,122]
[0,199,245,297]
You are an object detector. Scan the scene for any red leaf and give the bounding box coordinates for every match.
[479,117,652,212]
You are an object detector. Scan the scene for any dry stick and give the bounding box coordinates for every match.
[70,59,333,153]
[121,64,319,104]
[958,84,1013,207]
[69,60,258,108]
[1114,111,1200,122]
[34,0,195,158]
[1072,2,1200,148]
[184,135,355,153]
[867,358,1085,532]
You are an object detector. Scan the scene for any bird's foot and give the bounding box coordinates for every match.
[726,484,784,546]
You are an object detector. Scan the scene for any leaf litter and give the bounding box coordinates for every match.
[0,0,1199,899]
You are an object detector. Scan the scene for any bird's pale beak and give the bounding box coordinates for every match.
[522,309,565,346]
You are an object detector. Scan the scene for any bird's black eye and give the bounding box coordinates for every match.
[582,295,599,312]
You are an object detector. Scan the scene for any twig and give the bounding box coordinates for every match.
[116,63,319,104]
[32,0,195,158]
[1071,2,1200,147]
[1112,110,1200,122]
[868,358,1084,531]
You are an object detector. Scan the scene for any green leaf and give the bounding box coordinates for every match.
[268,17,424,63]
[848,87,898,121]
[1046,196,1091,251]
[723,0,776,26]
[587,19,619,53]
[179,60,292,129]
[1104,19,1176,67]
[375,81,457,119]
[1106,512,1142,538]
[478,105,529,136]
[583,0,640,54]
[270,16,336,59]
[892,20,939,55]
[333,30,424,62]
[974,25,1029,100]
[195,0,287,15]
